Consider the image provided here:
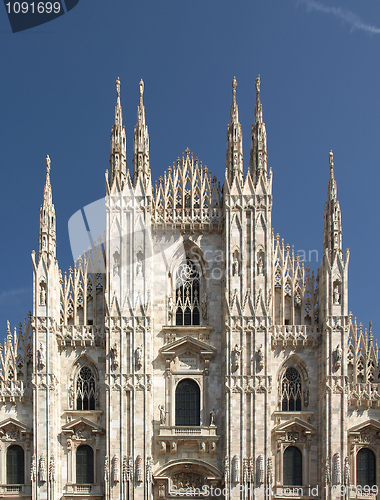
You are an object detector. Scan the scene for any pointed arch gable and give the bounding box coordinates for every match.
[154,458,222,480]
[278,354,309,383]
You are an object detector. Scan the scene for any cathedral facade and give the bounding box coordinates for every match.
[0,76,379,500]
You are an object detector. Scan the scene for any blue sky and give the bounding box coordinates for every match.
[1,0,379,345]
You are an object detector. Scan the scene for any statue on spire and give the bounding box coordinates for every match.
[329,150,334,170]
[116,77,121,98]
[46,155,51,175]
[255,74,261,98]
[232,76,237,104]
[139,79,144,98]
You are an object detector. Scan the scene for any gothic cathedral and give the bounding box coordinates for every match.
[0,76,379,500]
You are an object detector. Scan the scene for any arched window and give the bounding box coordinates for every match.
[76,366,96,410]
[283,446,302,486]
[6,445,24,484]
[175,259,200,326]
[357,448,376,487]
[76,445,94,484]
[175,379,200,426]
[282,367,302,411]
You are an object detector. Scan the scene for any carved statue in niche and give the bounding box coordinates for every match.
[333,453,341,485]
[49,456,55,483]
[167,295,173,320]
[303,388,309,407]
[146,456,153,484]
[37,342,46,370]
[224,456,230,483]
[136,252,143,277]
[209,408,216,426]
[104,456,109,482]
[257,253,264,275]
[232,255,239,276]
[334,344,342,371]
[232,455,240,484]
[257,454,264,485]
[136,455,143,482]
[201,292,208,322]
[113,251,120,276]
[110,343,119,369]
[39,454,47,483]
[344,456,350,485]
[256,345,264,371]
[158,404,166,425]
[267,457,273,486]
[113,454,120,483]
[40,282,46,305]
[31,455,36,482]
[231,345,241,372]
[334,283,341,305]
[324,456,331,485]
[135,346,143,370]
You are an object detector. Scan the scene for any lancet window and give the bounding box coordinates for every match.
[357,448,376,487]
[76,366,96,410]
[283,446,302,486]
[175,379,200,426]
[281,367,302,411]
[76,445,94,484]
[175,259,200,326]
[6,445,24,485]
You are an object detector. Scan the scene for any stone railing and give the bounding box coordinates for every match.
[56,325,106,348]
[0,380,32,403]
[271,325,319,348]
[348,382,380,408]
[158,425,219,454]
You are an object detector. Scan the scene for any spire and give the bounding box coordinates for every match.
[250,75,268,182]
[133,79,151,187]
[38,155,56,259]
[110,77,127,189]
[226,77,243,185]
[323,150,343,256]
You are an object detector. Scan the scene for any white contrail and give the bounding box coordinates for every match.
[298,0,380,34]
[0,288,29,305]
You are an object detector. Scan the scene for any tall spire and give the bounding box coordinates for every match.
[110,77,127,189]
[133,79,151,187]
[226,77,243,185]
[38,155,56,259]
[250,75,268,182]
[323,151,343,256]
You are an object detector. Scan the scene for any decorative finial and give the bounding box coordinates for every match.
[139,79,144,97]
[256,75,261,96]
[232,76,237,103]
[329,150,334,170]
[46,155,51,175]
[116,77,121,98]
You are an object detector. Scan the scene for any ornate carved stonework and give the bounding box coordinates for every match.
[171,472,203,490]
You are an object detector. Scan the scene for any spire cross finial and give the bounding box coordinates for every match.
[255,74,261,98]
[232,76,237,104]
[46,155,51,176]
[329,150,334,170]
[116,77,121,98]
